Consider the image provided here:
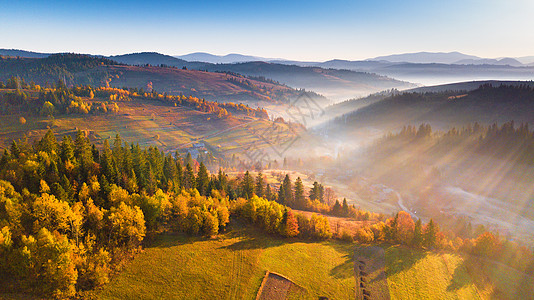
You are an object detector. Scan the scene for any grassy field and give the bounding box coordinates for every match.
[96,224,355,300]
[386,246,480,299]
[385,246,534,300]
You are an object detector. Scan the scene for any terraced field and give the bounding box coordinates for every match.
[0,97,300,159]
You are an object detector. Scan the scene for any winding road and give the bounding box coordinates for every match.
[395,191,419,220]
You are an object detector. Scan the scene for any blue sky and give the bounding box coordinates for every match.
[1,0,533,60]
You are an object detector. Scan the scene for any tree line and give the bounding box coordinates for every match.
[0,77,269,120]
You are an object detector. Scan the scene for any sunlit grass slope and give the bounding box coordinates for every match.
[386,246,480,299]
[97,225,355,300]
[385,246,534,300]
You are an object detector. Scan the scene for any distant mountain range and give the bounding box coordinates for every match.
[175,52,283,64]
[177,51,534,67]
[3,49,533,66]
[2,49,533,100]
[172,51,534,87]
[369,51,480,64]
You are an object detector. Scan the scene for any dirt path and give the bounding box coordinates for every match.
[355,246,390,300]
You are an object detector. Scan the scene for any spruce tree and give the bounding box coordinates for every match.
[342,198,349,216]
[423,219,438,248]
[241,171,254,199]
[184,163,195,190]
[255,172,264,197]
[294,177,305,209]
[282,174,293,207]
[412,219,423,247]
[196,162,209,196]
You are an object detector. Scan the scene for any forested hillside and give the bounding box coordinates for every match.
[328,84,534,135]
[0,54,304,104]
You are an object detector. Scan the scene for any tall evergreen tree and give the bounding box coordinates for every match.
[423,219,438,248]
[100,140,116,183]
[412,219,423,247]
[37,129,58,154]
[255,172,264,198]
[185,152,194,170]
[175,158,183,189]
[342,198,349,216]
[294,177,305,209]
[10,141,21,159]
[265,184,272,201]
[60,136,74,163]
[282,174,293,207]
[183,163,195,190]
[278,184,286,205]
[332,199,342,216]
[217,168,227,194]
[196,162,209,196]
[241,171,254,199]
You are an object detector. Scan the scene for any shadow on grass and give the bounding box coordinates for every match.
[330,252,356,279]
[146,232,205,248]
[220,223,322,251]
[383,245,428,277]
[446,259,472,291]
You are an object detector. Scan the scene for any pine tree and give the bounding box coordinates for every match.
[332,200,342,216]
[342,198,349,216]
[196,162,209,196]
[282,174,293,207]
[175,158,183,189]
[241,171,254,199]
[423,219,438,248]
[185,152,194,169]
[100,140,116,183]
[412,219,423,247]
[294,177,305,209]
[10,140,21,159]
[112,134,124,172]
[37,129,57,154]
[217,168,227,193]
[309,181,319,200]
[60,136,75,162]
[0,150,9,167]
[384,214,398,243]
[265,184,272,201]
[255,172,264,197]
[278,184,286,205]
[184,163,195,190]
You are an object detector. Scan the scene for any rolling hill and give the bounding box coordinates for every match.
[0,50,414,102]
[204,61,413,100]
[0,54,305,104]
[0,49,51,58]
[324,83,534,134]
[110,52,206,70]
